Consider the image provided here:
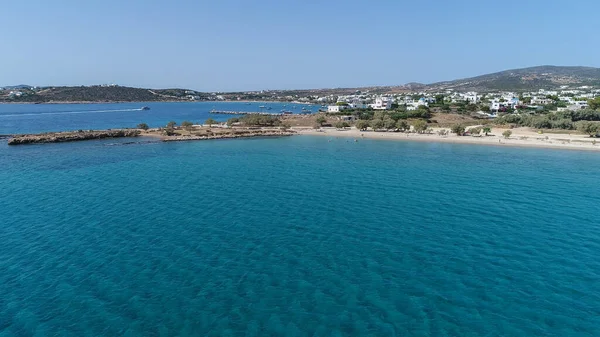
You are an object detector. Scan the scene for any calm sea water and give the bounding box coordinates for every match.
[1,104,600,336]
[0,101,319,134]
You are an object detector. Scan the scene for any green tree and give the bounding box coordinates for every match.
[451,124,466,136]
[356,120,370,131]
[370,119,385,131]
[166,121,177,128]
[441,104,452,112]
[482,126,491,136]
[383,117,396,130]
[335,121,349,129]
[412,120,428,133]
[469,127,481,136]
[588,97,600,110]
[137,123,149,131]
[576,121,600,137]
[502,130,512,139]
[395,120,409,131]
[181,120,194,133]
[315,115,327,126]
[226,117,239,126]
[205,118,217,127]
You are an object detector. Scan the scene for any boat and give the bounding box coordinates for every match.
[141,106,150,110]
[259,105,266,108]
[266,107,272,110]
[282,111,293,114]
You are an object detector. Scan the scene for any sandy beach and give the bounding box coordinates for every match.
[295,126,600,152]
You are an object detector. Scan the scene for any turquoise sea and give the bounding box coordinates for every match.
[1,103,600,336]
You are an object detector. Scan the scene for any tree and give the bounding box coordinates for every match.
[335,121,349,129]
[451,124,466,136]
[370,119,385,131]
[181,121,194,133]
[588,97,600,110]
[356,120,370,131]
[480,105,491,112]
[315,115,327,126]
[226,117,239,126]
[412,120,428,133]
[482,126,491,136]
[383,117,396,130]
[441,104,452,112]
[166,121,177,128]
[137,123,149,131]
[205,118,217,127]
[469,127,481,136]
[576,121,600,137]
[396,120,409,131]
[502,130,512,139]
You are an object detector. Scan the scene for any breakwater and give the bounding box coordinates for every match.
[7,129,141,145]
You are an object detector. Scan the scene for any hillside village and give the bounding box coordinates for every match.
[321,86,600,118]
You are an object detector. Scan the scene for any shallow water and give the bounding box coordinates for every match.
[1,135,599,336]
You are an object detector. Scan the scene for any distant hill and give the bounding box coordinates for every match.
[0,86,208,103]
[426,66,600,91]
[3,84,32,90]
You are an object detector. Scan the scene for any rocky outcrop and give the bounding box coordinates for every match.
[162,130,295,142]
[7,129,141,145]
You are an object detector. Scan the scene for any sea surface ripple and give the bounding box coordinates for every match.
[1,136,599,336]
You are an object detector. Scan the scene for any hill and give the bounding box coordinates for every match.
[0,86,208,103]
[426,66,600,91]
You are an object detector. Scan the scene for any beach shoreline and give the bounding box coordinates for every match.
[295,127,600,152]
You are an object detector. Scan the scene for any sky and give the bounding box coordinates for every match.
[2,0,599,91]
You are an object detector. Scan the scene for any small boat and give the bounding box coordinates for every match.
[141,106,150,110]
[259,105,266,108]
[282,111,293,114]
[266,107,272,110]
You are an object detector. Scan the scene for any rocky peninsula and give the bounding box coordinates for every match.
[6,127,295,145]
[8,129,141,145]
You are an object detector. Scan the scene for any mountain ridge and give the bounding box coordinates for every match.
[424,65,600,91]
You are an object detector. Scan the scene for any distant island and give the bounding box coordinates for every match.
[3,66,600,104]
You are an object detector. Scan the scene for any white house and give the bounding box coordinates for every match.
[531,96,552,105]
[328,105,348,113]
[463,92,479,103]
[370,96,392,110]
[349,98,367,109]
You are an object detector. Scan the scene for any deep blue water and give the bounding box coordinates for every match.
[0,101,319,134]
[1,104,600,336]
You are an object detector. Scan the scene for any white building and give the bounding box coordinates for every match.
[349,98,367,109]
[328,105,348,113]
[370,96,392,110]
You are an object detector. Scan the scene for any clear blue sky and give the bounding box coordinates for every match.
[2,0,599,91]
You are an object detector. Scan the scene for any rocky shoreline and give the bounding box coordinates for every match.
[6,128,296,145]
[161,130,294,142]
[7,129,141,145]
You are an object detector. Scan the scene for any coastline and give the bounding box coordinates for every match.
[295,127,600,152]
[0,100,317,105]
